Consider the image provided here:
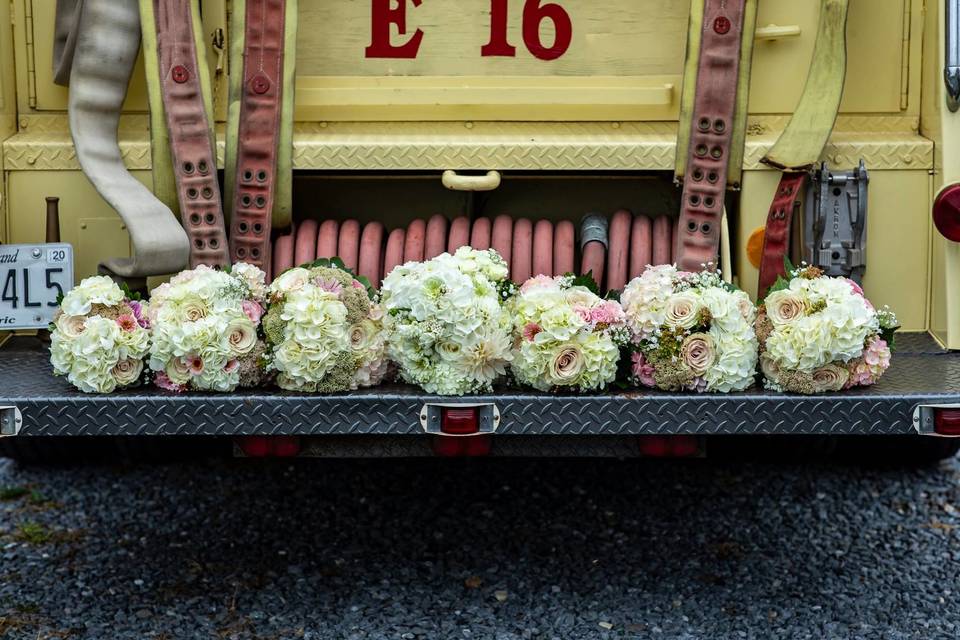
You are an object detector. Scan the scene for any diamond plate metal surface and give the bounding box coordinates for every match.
[2,335,958,437]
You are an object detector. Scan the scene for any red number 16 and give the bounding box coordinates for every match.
[482,0,572,61]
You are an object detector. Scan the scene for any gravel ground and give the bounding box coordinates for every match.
[2,454,960,640]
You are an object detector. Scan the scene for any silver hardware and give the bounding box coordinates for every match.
[802,161,869,283]
[0,406,22,437]
[580,214,609,250]
[32,248,42,258]
[419,403,501,436]
[947,0,960,111]
[912,404,960,437]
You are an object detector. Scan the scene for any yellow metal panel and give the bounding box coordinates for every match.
[736,169,929,331]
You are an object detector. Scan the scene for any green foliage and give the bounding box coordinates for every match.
[568,271,600,296]
[119,282,142,302]
[13,521,50,545]
[0,486,28,501]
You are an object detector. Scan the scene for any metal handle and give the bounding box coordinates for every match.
[442,170,501,192]
[947,0,960,111]
[755,24,802,40]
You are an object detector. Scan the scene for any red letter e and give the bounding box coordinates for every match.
[365,0,424,58]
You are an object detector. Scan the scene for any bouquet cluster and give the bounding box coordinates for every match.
[262,260,388,392]
[510,275,628,392]
[621,266,758,393]
[381,247,514,395]
[757,265,898,394]
[148,263,267,392]
[49,276,150,393]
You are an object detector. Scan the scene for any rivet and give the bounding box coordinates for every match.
[465,122,474,129]
[713,16,731,34]
[32,248,41,258]
[251,74,270,94]
[903,155,914,165]
[172,65,190,84]
[611,122,621,129]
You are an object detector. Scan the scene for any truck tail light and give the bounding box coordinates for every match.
[237,435,302,457]
[933,184,960,242]
[638,436,700,457]
[934,409,960,436]
[440,407,479,435]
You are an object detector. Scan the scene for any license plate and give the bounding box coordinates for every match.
[0,243,74,330]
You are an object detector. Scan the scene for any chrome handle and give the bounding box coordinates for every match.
[947,0,960,111]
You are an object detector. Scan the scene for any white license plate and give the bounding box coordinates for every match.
[0,243,74,330]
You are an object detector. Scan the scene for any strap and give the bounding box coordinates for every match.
[674,0,748,272]
[228,0,287,275]
[757,172,808,296]
[63,0,189,278]
[154,0,229,268]
[53,0,83,86]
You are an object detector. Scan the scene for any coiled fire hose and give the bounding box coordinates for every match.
[271,213,679,292]
[54,0,190,279]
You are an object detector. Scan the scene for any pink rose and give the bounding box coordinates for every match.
[631,352,657,387]
[242,300,264,324]
[522,322,543,342]
[845,278,865,297]
[520,275,556,293]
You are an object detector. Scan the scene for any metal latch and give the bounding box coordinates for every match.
[802,160,869,283]
[419,403,501,436]
[0,406,22,437]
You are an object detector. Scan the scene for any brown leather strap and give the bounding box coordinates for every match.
[155,0,229,268]
[675,0,747,272]
[757,172,808,296]
[228,0,286,276]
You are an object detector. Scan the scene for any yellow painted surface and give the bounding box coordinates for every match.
[736,169,930,332]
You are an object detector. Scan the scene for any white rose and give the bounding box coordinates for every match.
[546,344,585,386]
[55,314,87,339]
[665,293,701,330]
[271,267,310,296]
[112,358,143,386]
[765,290,808,326]
[225,320,257,355]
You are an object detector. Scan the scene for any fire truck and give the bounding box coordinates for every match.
[1,0,959,463]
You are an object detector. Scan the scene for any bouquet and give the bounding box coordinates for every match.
[381,247,514,395]
[148,263,267,392]
[49,276,151,393]
[621,266,758,393]
[757,265,898,394]
[262,259,388,392]
[510,275,628,392]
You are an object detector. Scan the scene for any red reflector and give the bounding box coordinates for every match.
[934,409,960,436]
[638,436,699,457]
[933,184,960,242]
[432,434,492,457]
[237,435,302,457]
[440,407,480,435]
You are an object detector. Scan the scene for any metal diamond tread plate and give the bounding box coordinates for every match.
[1,334,958,437]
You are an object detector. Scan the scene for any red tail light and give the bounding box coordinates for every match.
[237,435,302,457]
[432,407,490,456]
[934,408,960,436]
[440,407,479,435]
[638,436,700,457]
[933,184,960,242]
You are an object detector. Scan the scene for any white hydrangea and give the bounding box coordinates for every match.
[620,265,677,342]
[49,278,150,393]
[149,264,266,392]
[381,247,513,395]
[510,275,627,392]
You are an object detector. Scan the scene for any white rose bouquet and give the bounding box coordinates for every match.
[148,263,267,392]
[757,264,898,394]
[381,247,515,395]
[510,275,628,392]
[621,265,758,393]
[49,276,151,393]
[262,259,388,393]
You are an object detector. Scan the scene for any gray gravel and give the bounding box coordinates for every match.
[2,455,960,639]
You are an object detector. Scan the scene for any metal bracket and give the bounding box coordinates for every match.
[913,403,960,436]
[0,406,22,437]
[580,214,609,250]
[419,403,501,436]
[802,160,869,283]
[947,0,960,111]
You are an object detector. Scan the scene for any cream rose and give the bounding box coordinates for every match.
[182,298,209,322]
[271,267,310,295]
[226,321,257,355]
[55,314,87,339]
[547,345,585,386]
[765,291,808,326]
[811,364,850,393]
[112,358,143,386]
[165,357,192,385]
[760,353,780,382]
[680,333,716,376]
[664,293,701,330]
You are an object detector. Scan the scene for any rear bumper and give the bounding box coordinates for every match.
[1,333,957,439]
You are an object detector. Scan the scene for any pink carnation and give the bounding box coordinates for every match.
[522,322,543,342]
[242,300,263,324]
[573,304,593,324]
[154,371,186,393]
[631,352,656,387]
[590,300,625,327]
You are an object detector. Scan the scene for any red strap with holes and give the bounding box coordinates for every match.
[229,0,286,276]
[155,0,229,268]
[757,172,809,296]
[674,0,748,273]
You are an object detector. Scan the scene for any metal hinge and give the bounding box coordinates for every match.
[0,406,22,437]
[900,0,911,110]
[802,160,869,283]
[23,0,36,109]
